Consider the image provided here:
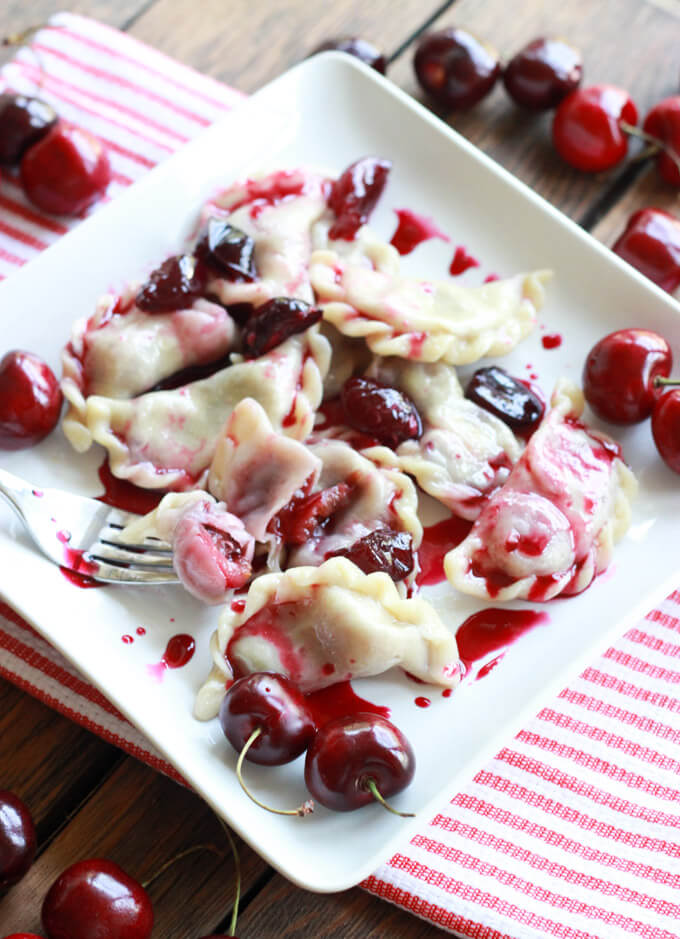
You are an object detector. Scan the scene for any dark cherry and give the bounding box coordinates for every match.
[465,365,544,433]
[0,93,58,166]
[0,790,37,886]
[552,84,637,172]
[225,301,256,326]
[270,482,354,544]
[313,37,387,74]
[41,858,153,939]
[503,37,582,111]
[612,207,680,293]
[652,389,680,473]
[0,350,63,450]
[219,672,315,765]
[341,376,423,449]
[329,528,414,581]
[195,218,257,281]
[413,28,500,110]
[241,297,322,358]
[304,714,415,812]
[327,157,391,240]
[582,328,672,423]
[136,254,206,313]
[642,96,680,187]
[20,121,111,216]
[4,934,46,938]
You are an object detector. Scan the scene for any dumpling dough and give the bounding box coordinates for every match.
[194,557,461,718]
[444,379,637,602]
[73,329,330,490]
[363,358,522,519]
[311,243,550,364]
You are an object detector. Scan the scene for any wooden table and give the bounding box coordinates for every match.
[1,0,679,935]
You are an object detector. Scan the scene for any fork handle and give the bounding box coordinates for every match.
[0,467,33,523]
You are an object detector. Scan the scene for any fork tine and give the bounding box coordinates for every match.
[88,559,179,584]
[89,542,176,568]
[99,525,172,551]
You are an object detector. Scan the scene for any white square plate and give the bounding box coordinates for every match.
[1,53,679,893]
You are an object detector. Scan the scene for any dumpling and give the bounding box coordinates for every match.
[122,493,254,605]
[444,379,637,602]
[311,243,550,364]
[72,329,330,489]
[194,557,461,719]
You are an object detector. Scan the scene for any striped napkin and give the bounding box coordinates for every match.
[1,15,679,938]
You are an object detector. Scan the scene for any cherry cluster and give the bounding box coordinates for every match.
[0,92,110,216]
[220,672,415,816]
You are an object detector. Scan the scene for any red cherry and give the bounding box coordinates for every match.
[582,328,672,423]
[652,389,680,473]
[328,528,415,581]
[341,376,423,449]
[313,37,387,74]
[0,93,57,166]
[42,858,153,939]
[413,28,500,110]
[0,790,37,886]
[305,714,415,812]
[0,350,63,450]
[136,255,206,313]
[503,37,582,111]
[219,672,315,765]
[241,297,322,358]
[327,157,391,240]
[20,121,111,216]
[643,96,680,186]
[612,207,680,293]
[552,84,637,172]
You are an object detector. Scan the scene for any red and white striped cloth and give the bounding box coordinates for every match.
[1,15,679,938]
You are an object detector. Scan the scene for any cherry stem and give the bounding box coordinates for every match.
[236,728,314,817]
[620,120,680,177]
[141,842,224,890]
[2,24,44,46]
[654,377,680,388]
[217,819,241,937]
[365,778,415,818]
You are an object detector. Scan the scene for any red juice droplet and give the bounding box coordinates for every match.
[390,208,450,255]
[147,634,196,682]
[122,635,134,644]
[136,626,146,636]
[415,696,431,708]
[541,332,563,349]
[484,273,500,283]
[231,598,246,614]
[417,515,473,586]
[449,245,480,276]
[442,688,453,698]
[32,488,43,497]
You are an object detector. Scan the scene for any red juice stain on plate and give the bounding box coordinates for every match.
[442,688,453,698]
[60,567,103,588]
[96,458,163,515]
[147,633,196,683]
[416,515,473,586]
[456,608,549,680]
[484,273,499,283]
[390,208,450,255]
[32,488,43,497]
[541,332,563,349]
[136,626,146,636]
[414,696,431,708]
[122,635,134,644]
[57,526,101,587]
[449,245,480,276]
[305,682,390,729]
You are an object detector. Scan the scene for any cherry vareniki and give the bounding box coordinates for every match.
[21,121,111,216]
[612,207,680,293]
[340,376,423,449]
[0,350,63,450]
[0,93,57,165]
[503,37,582,111]
[304,714,415,813]
[414,28,500,110]
[582,328,672,423]
[552,84,637,172]
[652,389,680,473]
[0,790,37,886]
[42,858,153,939]
[313,37,387,74]
[643,96,680,186]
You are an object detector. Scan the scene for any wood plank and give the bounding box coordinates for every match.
[237,873,445,937]
[589,162,680,248]
[128,0,449,93]
[387,0,680,223]
[0,756,269,936]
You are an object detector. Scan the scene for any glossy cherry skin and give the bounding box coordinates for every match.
[0,93,58,166]
[652,390,680,473]
[612,207,680,293]
[21,121,111,216]
[327,157,391,240]
[413,28,500,110]
[0,350,63,450]
[503,37,582,110]
[0,790,37,886]
[552,84,637,172]
[341,376,423,449]
[643,96,680,186]
[219,672,315,765]
[241,297,322,358]
[329,528,414,581]
[42,858,153,939]
[582,328,672,423]
[136,254,206,312]
[466,365,544,433]
[313,37,386,74]
[304,714,415,812]
[195,219,257,282]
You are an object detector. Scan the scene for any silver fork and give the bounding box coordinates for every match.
[0,467,178,585]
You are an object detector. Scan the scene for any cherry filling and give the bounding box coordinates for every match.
[269,481,355,544]
[195,218,257,281]
[465,365,544,434]
[327,157,392,240]
[136,254,206,313]
[328,528,415,581]
[340,376,423,449]
[241,297,322,358]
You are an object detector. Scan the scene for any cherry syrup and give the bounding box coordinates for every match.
[305,681,390,728]
[449,245,480,276]
[147,633,196,682]
[456,608,549,680]
[390,209,450,255]
[96,459,163,515]
[541,332,563,349]
[416,515,473,587]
